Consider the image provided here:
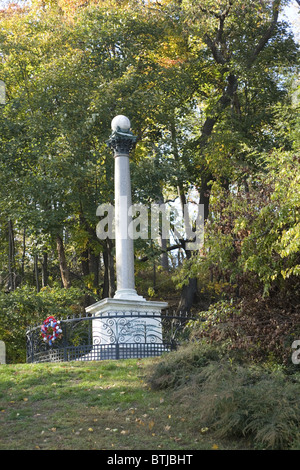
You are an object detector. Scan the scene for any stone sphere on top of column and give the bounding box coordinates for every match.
[111,115,131,133]
[107,115,137,155]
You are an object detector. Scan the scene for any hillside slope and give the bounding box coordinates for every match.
[0,358,246,451]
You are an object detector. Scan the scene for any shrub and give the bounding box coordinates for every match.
[148,341,222,391]
[147,341,300,449]
[186,293,300,366]
[190,361,300,449]
[0,285,84,363]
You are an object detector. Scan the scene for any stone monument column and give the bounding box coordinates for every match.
[107,115,144,301]
[0,340,6,364]
[84,115,168,359]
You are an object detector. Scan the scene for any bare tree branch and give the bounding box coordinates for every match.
[138,244,182,263]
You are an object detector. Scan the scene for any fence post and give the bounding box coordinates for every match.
[62,321,68,361]
[28,329,35,363]
[31,332,35,363]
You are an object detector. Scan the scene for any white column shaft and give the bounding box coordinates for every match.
[114,153,135,295]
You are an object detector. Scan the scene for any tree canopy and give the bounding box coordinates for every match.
[0,0,299,362]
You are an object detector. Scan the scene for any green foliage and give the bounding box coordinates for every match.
[0,0,299,364]
[0,286,84,363]
[192,134,300,292]
[148,341,223,390]
[148,341,300,449]
[194,361,300,450]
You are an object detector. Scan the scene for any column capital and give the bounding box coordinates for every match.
[107,128,137,155]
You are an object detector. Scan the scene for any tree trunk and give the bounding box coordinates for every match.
[156,195,169,271]
[41,251,48,288]
[81,249,90,277]
[102,239,115,298]
[34,253,40,292]
[21,227,26,285]
[159,235,169,271]
[102,250,109,299]
[169,120,199,313]
[8,219,16,291]
[177,277,198,314]
[199,175,212,222]
[89,250,100,292]
[56,233,71,288]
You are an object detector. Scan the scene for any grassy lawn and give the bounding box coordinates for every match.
[0,358,249,451]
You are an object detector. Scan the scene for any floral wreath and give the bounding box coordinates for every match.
[41,316,62,346]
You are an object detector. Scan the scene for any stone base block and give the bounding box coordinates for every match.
[83,298,168,359]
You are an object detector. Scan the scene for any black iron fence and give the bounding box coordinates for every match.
[26,311,195,363]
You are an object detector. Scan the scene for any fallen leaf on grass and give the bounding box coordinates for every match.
[135,418,145,426]
[149,420,155,431]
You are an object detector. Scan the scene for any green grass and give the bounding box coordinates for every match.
[0,358,248,450]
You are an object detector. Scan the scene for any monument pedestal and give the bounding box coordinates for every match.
[85,298,168,359]
[0,340,5,364]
